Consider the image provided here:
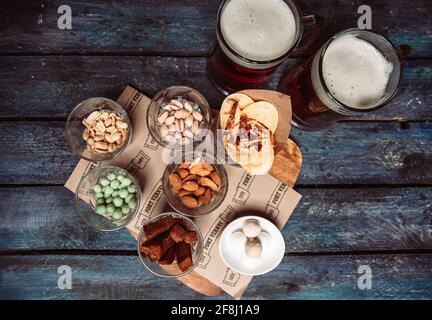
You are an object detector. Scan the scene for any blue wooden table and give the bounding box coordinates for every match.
[0,0,431,300]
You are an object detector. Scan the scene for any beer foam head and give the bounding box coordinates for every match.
[322,34,394,109]
[220,0,297,62]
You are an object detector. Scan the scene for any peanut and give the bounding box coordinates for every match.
[82,109,129,155]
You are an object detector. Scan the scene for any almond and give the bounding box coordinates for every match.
[178,169,189,179]
[183,174,197,183]
[202,163,214,172]
[197,195,204,207]
[169,173,182,191]
[177,189,193,198]
[202,188,212,205]
[201,177,219,192]
[189,163,202,174]
[209,171,221,186]
[189,164,211,177]
[181,196,198,209]
[182,181,199,192]
[198,169,212,176]
[179,162,190,169]
[188,157,202,169]
[193,186,206,197]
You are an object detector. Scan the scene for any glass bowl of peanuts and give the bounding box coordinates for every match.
[147,86,212,149]
[162,152,228,217]
[137,212,203,278]
[66,97,132,161]
[75,165,141,231]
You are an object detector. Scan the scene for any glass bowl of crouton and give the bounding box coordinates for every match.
[137,212,203,278]
[162,152,229,217]
[66,97,132,161]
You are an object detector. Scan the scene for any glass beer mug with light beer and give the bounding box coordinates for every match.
[207,0,314,94]
[278,28,406,129]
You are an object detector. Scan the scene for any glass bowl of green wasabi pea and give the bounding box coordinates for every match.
[75,165,141,231]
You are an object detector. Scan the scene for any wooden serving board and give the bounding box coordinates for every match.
[156,138,302,296]
[127,88,302,297]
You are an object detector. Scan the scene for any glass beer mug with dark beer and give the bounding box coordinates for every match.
[278,28,406,130]
[207,0,312,94]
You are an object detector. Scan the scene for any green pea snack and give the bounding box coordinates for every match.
[92,171,138,221]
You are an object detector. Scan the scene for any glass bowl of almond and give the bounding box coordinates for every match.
[66,97,132,161]
[162,153,228,217]
[147,86,211,149]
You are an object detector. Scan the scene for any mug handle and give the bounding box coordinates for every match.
[295,15,322,53]
[301,15,322,26]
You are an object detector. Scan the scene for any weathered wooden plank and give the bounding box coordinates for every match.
[0,186,431,252]
[1,254,431,299]
[0,121,431,185]
[292,122,432,185]
[1,0,431,57]
[0,56,430,120]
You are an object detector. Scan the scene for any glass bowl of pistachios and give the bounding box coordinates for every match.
[146,86,211,149]
[66,97,132,161]
[75,166,141,231]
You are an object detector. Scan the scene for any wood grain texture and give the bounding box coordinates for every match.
[1,0,431,57]
[1,121,431,185]
[1,254,431,299]
[1,186,431,252]
[0,56,430,120]
[1,0,431,300]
